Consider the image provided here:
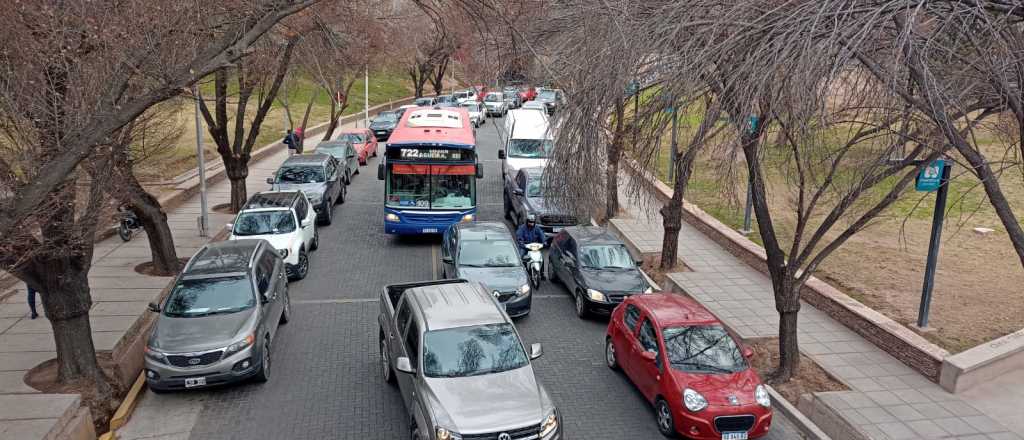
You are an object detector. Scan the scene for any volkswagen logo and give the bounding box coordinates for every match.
[497,433,511,440]
[188,358,201,365]
[728,395,739,406]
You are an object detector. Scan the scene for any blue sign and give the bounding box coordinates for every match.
[916,159,945,192]
[625,80,640,97]
[747,115,759,135]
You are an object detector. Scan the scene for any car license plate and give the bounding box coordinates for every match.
[422,228,438,233]
[184,377,206,388]
[722,432,748,440]
[552,227,563,233]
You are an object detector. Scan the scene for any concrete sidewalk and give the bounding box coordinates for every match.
[0,121,348,438]
[610,185,1022,440]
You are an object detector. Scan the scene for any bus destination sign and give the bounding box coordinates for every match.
[392,148,466,161]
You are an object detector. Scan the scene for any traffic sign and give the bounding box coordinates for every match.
[625,79,639,97]
[916,159,945,192]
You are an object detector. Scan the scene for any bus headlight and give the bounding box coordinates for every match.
[385,213,400,222]
[461,214,475,222]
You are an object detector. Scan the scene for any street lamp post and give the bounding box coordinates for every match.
[192,84,209,237]
[364,65,370,128]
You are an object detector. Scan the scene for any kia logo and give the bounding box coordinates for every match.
[728,395,739,406]
[188,358,201,365]
[497,433,511,440]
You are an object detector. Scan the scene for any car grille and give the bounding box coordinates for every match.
[403,212,462,224]
[608,293,631,303]
[166,350,223,368]
[715,415,755,433]
[461,425,541,440]
[539,214,576,226]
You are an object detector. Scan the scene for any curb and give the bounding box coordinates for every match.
[108,373,145,433]
[766,386,832,440]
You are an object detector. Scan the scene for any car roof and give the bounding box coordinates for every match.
[407,281,508,330]
[564,226,624,245]
[185,240,261,276]
[281,153,331,166]
[631,293,719,327]
[316,140,352,149]
[455,221,514,241]
[243,191,299,210]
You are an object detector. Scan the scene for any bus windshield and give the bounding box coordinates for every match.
[387,164,475,209]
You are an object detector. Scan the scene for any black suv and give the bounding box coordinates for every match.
[503,167,579,238]
[369,111,400,141]
[547,226,652,318]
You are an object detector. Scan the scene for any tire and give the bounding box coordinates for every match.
[279,291,291,324]
[530,268,541,289]
[118,222,132,242]
[337,185,347,204]
[503,194,512,220]
[574,290,590,319]
[372,148,377,157]
[291,250,309,280]
[310,229,319,251]
[253,338,271,383]
[605,338,619,370]
[320,202,333,226]
[546,260,560,284]
[655,398,678,438]
[380,330,396,385]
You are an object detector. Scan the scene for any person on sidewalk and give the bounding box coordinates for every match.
[283,129,300,155]
[26,283,38,319]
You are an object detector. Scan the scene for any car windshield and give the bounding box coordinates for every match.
[316,144,350,159]
[485,94,502,102]
[578,244,635,269]
[415,98,433,106]
[508,139,554,158]
[663,325,748,374]
[386,165,476,209]
[163,276,255,318]
[375,112,398,122]
[538,90,556,100]
[436,95,453,103]
[423,323,529,378]
[454,92,469,99]
[275,165,324,183]
[462,102,481,112]
[458,239,520,267]
[526,177,543,197]
[338,133,366,143]
[232,210,295,236]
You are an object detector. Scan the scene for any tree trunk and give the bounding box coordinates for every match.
[323,98,339,140]
[225,157,249,213]
[131,190,179,275]
[297,89,318,151]
[431,57,449,96]
[604,100,626,221]
[775,307,801,383]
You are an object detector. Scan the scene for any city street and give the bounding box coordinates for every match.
[120,118,803,440]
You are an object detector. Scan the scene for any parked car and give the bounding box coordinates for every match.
[266,154,345,225]
[535,89,564,114]
[461,101,485,127]
[518,85,537,102]
[499,109,553,181]
[314,140,359,184]
[379,279,561,440]
[547,226,652,318]
[440,221,532,317]
[521,101,547,112]
[503,87,523,108]
[472,85,490,102]
[483,92,509,116]
[414,97,436,106]
[370,111,400,141]
[335,128,378,165]
[605,293,772,439]
[453,89,476,104]
[504,167,578,234]
[434,95,456,107]
[227,191,318,280]
[144,239,290,392]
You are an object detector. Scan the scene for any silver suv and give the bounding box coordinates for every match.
[379,279,562,440]
[144,239,290,392]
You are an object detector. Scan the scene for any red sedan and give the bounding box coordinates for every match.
[518,86,537,102]
[336,128,378,165]
[605,294,772,440]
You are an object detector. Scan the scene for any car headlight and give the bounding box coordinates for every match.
[755,384,771,408]
[435,427,461,440]
[519,284,531,295]
[386,213,400,222]
[144,346,166,364]
[587,289,606,302]
[461,213,475,222]
[223,334,255,357]
[539,409,558,437]
[643,286,654,294]
[683,388,708,412]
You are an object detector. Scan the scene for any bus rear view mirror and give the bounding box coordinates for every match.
[377,163,385,181]
[498,149,506,159]
[476,164,484,179]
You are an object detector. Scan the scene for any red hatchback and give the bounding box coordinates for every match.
[336,128,378,165]
[518,86,537,102]
[605,294,772,440]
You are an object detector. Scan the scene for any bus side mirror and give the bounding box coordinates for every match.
[476,164,484,179]
[377,163,385,181]
[498,149,506,159]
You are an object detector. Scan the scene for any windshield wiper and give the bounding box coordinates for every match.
[459,263,486,268]
[483,263,517,267]
[673,362,733,374]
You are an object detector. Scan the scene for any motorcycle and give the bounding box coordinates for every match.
[118,206,142,242]
[523,242,545,289]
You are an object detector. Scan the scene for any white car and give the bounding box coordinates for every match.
[483,92,508,116]
[227,191,318,281]
[453,89,476,105]
[461,101,485,127]
[521,101,547,112]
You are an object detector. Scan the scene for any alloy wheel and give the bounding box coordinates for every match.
[380,337,391,382]
[262,341,271,379]
[656,399,676,437]
[297,252,309,278]
[575,292,585,318]
[606,339,618,369]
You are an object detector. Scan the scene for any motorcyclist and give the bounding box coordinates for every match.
[515,214,545,254]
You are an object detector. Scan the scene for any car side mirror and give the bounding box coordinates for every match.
[513,188,524,196]
[301,219,312,228]
[742,346,754,359]
[529,343,543,360]
[635,259,644,267]
[641,350,657,362]
[266,177,275,185]
[260,293,270,304]
[396,356,416,374]
[377,163,385,181]
[441,255,453,264]
[147,302,161,313]
[348,153,356,159]
[476,163,484,179]
[225,223,234,231]
[498,149,506,159]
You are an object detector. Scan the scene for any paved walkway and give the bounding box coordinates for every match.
[0,123,345,438]
[610,183,1021,440]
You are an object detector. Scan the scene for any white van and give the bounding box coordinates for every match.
[499,109,555,183]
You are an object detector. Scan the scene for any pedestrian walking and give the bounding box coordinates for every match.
[283,129,299,156]
[26,283,38,319]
